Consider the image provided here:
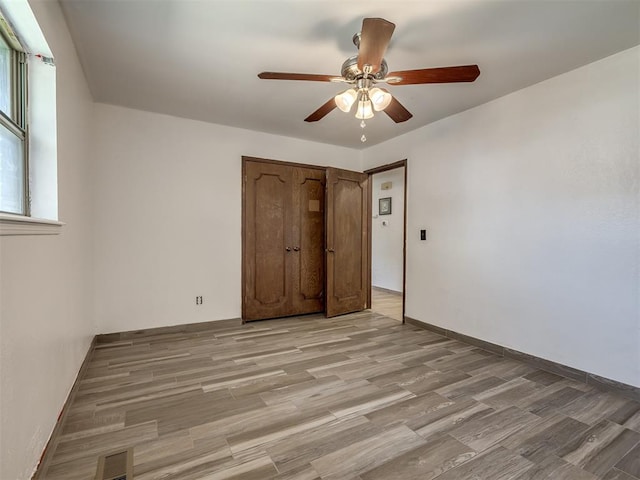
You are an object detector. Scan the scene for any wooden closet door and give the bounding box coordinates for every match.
[243,159,365,321]
[325,167,369,317]
[291,167,325,315]
[243,160,295,320]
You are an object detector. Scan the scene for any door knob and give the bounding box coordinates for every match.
[285,247,292,252]
[293,246,300,251]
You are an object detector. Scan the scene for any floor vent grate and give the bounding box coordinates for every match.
[96,448,133,480]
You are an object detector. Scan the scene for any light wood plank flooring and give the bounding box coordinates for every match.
[370,287,402,322]
[38,311,640,480]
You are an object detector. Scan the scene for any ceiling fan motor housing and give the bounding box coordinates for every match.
[341,55,388,81]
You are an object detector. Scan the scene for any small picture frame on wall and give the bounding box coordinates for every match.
[379,197,392,215]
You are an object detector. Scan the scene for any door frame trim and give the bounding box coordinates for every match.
[364,159,408,323]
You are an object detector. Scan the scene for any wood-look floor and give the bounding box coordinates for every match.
[38,310,640,480]
[370,287,403,322]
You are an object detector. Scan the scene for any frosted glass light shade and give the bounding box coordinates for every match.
[334,89,357,112]
[369,87,392,111]
[355,99,374,119]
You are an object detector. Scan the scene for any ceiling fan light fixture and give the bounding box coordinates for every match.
[334,88,357,112]
[355,98,374,120]
[369,87,392,111]
[259,17,482,129]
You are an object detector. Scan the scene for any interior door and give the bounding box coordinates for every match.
[243,160,294,320]
[325,167,369,317]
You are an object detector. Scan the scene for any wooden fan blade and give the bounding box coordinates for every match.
[357,18,395,74]
[387,65,480,85]
[258,72,341,82]
[304,97,337,122]
[384,96,413,123]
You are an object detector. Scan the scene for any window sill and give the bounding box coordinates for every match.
[0,213,65,236]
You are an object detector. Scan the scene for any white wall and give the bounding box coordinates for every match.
[371,167,404,292]
[0,1,95,479]
[92,104,360,334]
[363,47,640,387]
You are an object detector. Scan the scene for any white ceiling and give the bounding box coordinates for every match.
[59,0,640,149]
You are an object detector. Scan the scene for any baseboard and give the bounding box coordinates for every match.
[404,316,640,402]
[32,335,97,479]
[371,285,402,295]
[96,317,242,344]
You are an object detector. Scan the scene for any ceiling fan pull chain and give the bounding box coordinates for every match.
[359,92,367,142]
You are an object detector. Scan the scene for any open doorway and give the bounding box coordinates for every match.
[366,160,407,323]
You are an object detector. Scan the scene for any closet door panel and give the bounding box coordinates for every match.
[243,161,294,320]
[325,167,369,317]
[293,167,325,314]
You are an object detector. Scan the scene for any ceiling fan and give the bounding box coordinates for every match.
[258,18,480,125]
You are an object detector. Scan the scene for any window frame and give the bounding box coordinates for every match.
[0,9,29,216]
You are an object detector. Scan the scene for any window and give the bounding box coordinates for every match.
[0,1,61,235]
[0,12,27,215]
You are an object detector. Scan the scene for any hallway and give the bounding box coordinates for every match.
[371,286,403,322]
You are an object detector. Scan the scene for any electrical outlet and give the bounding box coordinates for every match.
[195,296,203,305]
